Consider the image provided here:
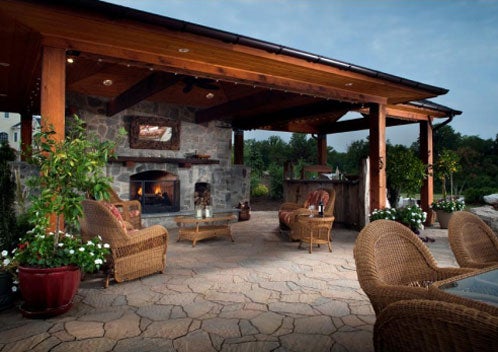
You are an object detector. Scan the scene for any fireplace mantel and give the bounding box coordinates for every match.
[109,156,220,168]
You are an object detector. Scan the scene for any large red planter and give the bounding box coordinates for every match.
[18,265,81,318]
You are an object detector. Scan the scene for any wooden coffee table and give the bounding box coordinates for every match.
[174,214,236,247]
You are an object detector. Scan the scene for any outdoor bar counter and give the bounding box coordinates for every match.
[283,178,366,229]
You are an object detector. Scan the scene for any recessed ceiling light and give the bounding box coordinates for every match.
[178,48,190,53]
[345,82,353,87]
[66,57,74,64]
[0,62,10,67]
[102,79,113,86]
[0,93,7,97]
[205,92,215,99]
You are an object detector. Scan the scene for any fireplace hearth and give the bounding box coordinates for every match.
[130,171,180,213]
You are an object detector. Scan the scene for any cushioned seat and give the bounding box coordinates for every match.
[279,188,335,240]
[80,199,168,287]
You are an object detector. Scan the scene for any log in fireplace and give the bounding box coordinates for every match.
[130,170,180,213]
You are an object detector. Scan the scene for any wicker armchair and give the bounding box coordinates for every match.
[353,219,472,316]
[81,199,168,287]
[374,299,498,352]
[279,188,335,240]
[107,188,142,229]
[448,211,498,268]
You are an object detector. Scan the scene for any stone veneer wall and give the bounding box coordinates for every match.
[67,93,250,216]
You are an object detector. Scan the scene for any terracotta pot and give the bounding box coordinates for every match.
[18,265,81,318]
[436,210,453,229]
[0,271,15,311]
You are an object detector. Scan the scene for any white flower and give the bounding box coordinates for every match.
[90,252,94,256]
[87,241,95,246]
[97,244,102,249]
[3,258,10,266]
[11,286,17,292]
[58,242,64,247]
[79,247,85,252]
[1,250,8,257]
[103,243,110,249]
[69,249,75,255]
[94,258,103,265]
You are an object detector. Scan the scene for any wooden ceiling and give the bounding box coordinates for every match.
[0,0,460,134]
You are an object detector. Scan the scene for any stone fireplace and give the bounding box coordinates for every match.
[68,93,251,226]
[130,170,180,213]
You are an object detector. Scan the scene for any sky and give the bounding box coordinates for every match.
[102,0,498,152]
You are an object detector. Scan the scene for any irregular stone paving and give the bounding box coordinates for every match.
[0,212,457,352]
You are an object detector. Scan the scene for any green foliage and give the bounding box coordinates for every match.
[431,198,465,213]
[369,205,427,231]
[251,183,269,197]
[14,114,119,272]
[0,141,18,252]
[386,144,426,206]
[26,114,117,234]
[14,229,109,273]
[268,163,283,199]
[463,187,498,205]
[434,149,460,198]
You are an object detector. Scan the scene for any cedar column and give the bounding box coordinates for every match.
[234,129,244,165]
[40,46,66,141]
[420,120,434,224]
[317,133,327,165]
[369,103,387,211]
[20,112,32,161]
[40,46,66,231]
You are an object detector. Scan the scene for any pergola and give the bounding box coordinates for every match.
[0,0,461,222]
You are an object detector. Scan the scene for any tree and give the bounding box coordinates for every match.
[434,149,460,199]
[386,144,426,207]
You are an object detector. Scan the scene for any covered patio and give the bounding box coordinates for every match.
[0,211,457,351]
[0,0,462,224]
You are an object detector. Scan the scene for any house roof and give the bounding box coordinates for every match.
[0,0,461,134]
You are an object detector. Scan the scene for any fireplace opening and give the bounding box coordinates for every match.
[194,182,211,207]
[130,171,180,213]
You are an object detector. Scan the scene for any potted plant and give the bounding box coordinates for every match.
[431,198,465,229]
[432,149,463,229]
[369,204,428,239]
[0,141,18,311]
[12,114,117,318]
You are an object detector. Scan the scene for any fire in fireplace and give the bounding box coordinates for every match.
[130,171,180,213]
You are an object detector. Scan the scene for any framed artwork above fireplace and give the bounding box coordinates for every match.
[130,116,180,150]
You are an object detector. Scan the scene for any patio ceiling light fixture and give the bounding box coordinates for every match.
[66,50,80,64]
[102,79,113,86]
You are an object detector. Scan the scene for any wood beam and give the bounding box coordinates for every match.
[106,71,180,116]
[196,91,291,123]
[41,46,65,141]
[233,101,352,131]
[234,129,244,165]
[420,120,434,224]
[369,103,386,212]
[317,133,327,165]
[40,45,65,231]
[327,116,414,134]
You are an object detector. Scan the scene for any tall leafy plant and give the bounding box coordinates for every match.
[26,114,118,243]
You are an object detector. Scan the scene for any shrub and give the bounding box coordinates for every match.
[463,187,498,205]
[251,183,269,197]
[369,205,427,231]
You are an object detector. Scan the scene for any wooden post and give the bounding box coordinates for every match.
[234,129,244,165]
[317,133,327,165]
[20,112,33,161]
[40,46,66,141]
[420,120,434,224]
[369,103,387,211]
[40,46,66,231]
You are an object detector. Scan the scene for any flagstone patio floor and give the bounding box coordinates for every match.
[0,211,457,352]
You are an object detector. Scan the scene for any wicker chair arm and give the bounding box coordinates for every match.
[279,202,302,211]
[113,225,168,258]
[435,267,475,280]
